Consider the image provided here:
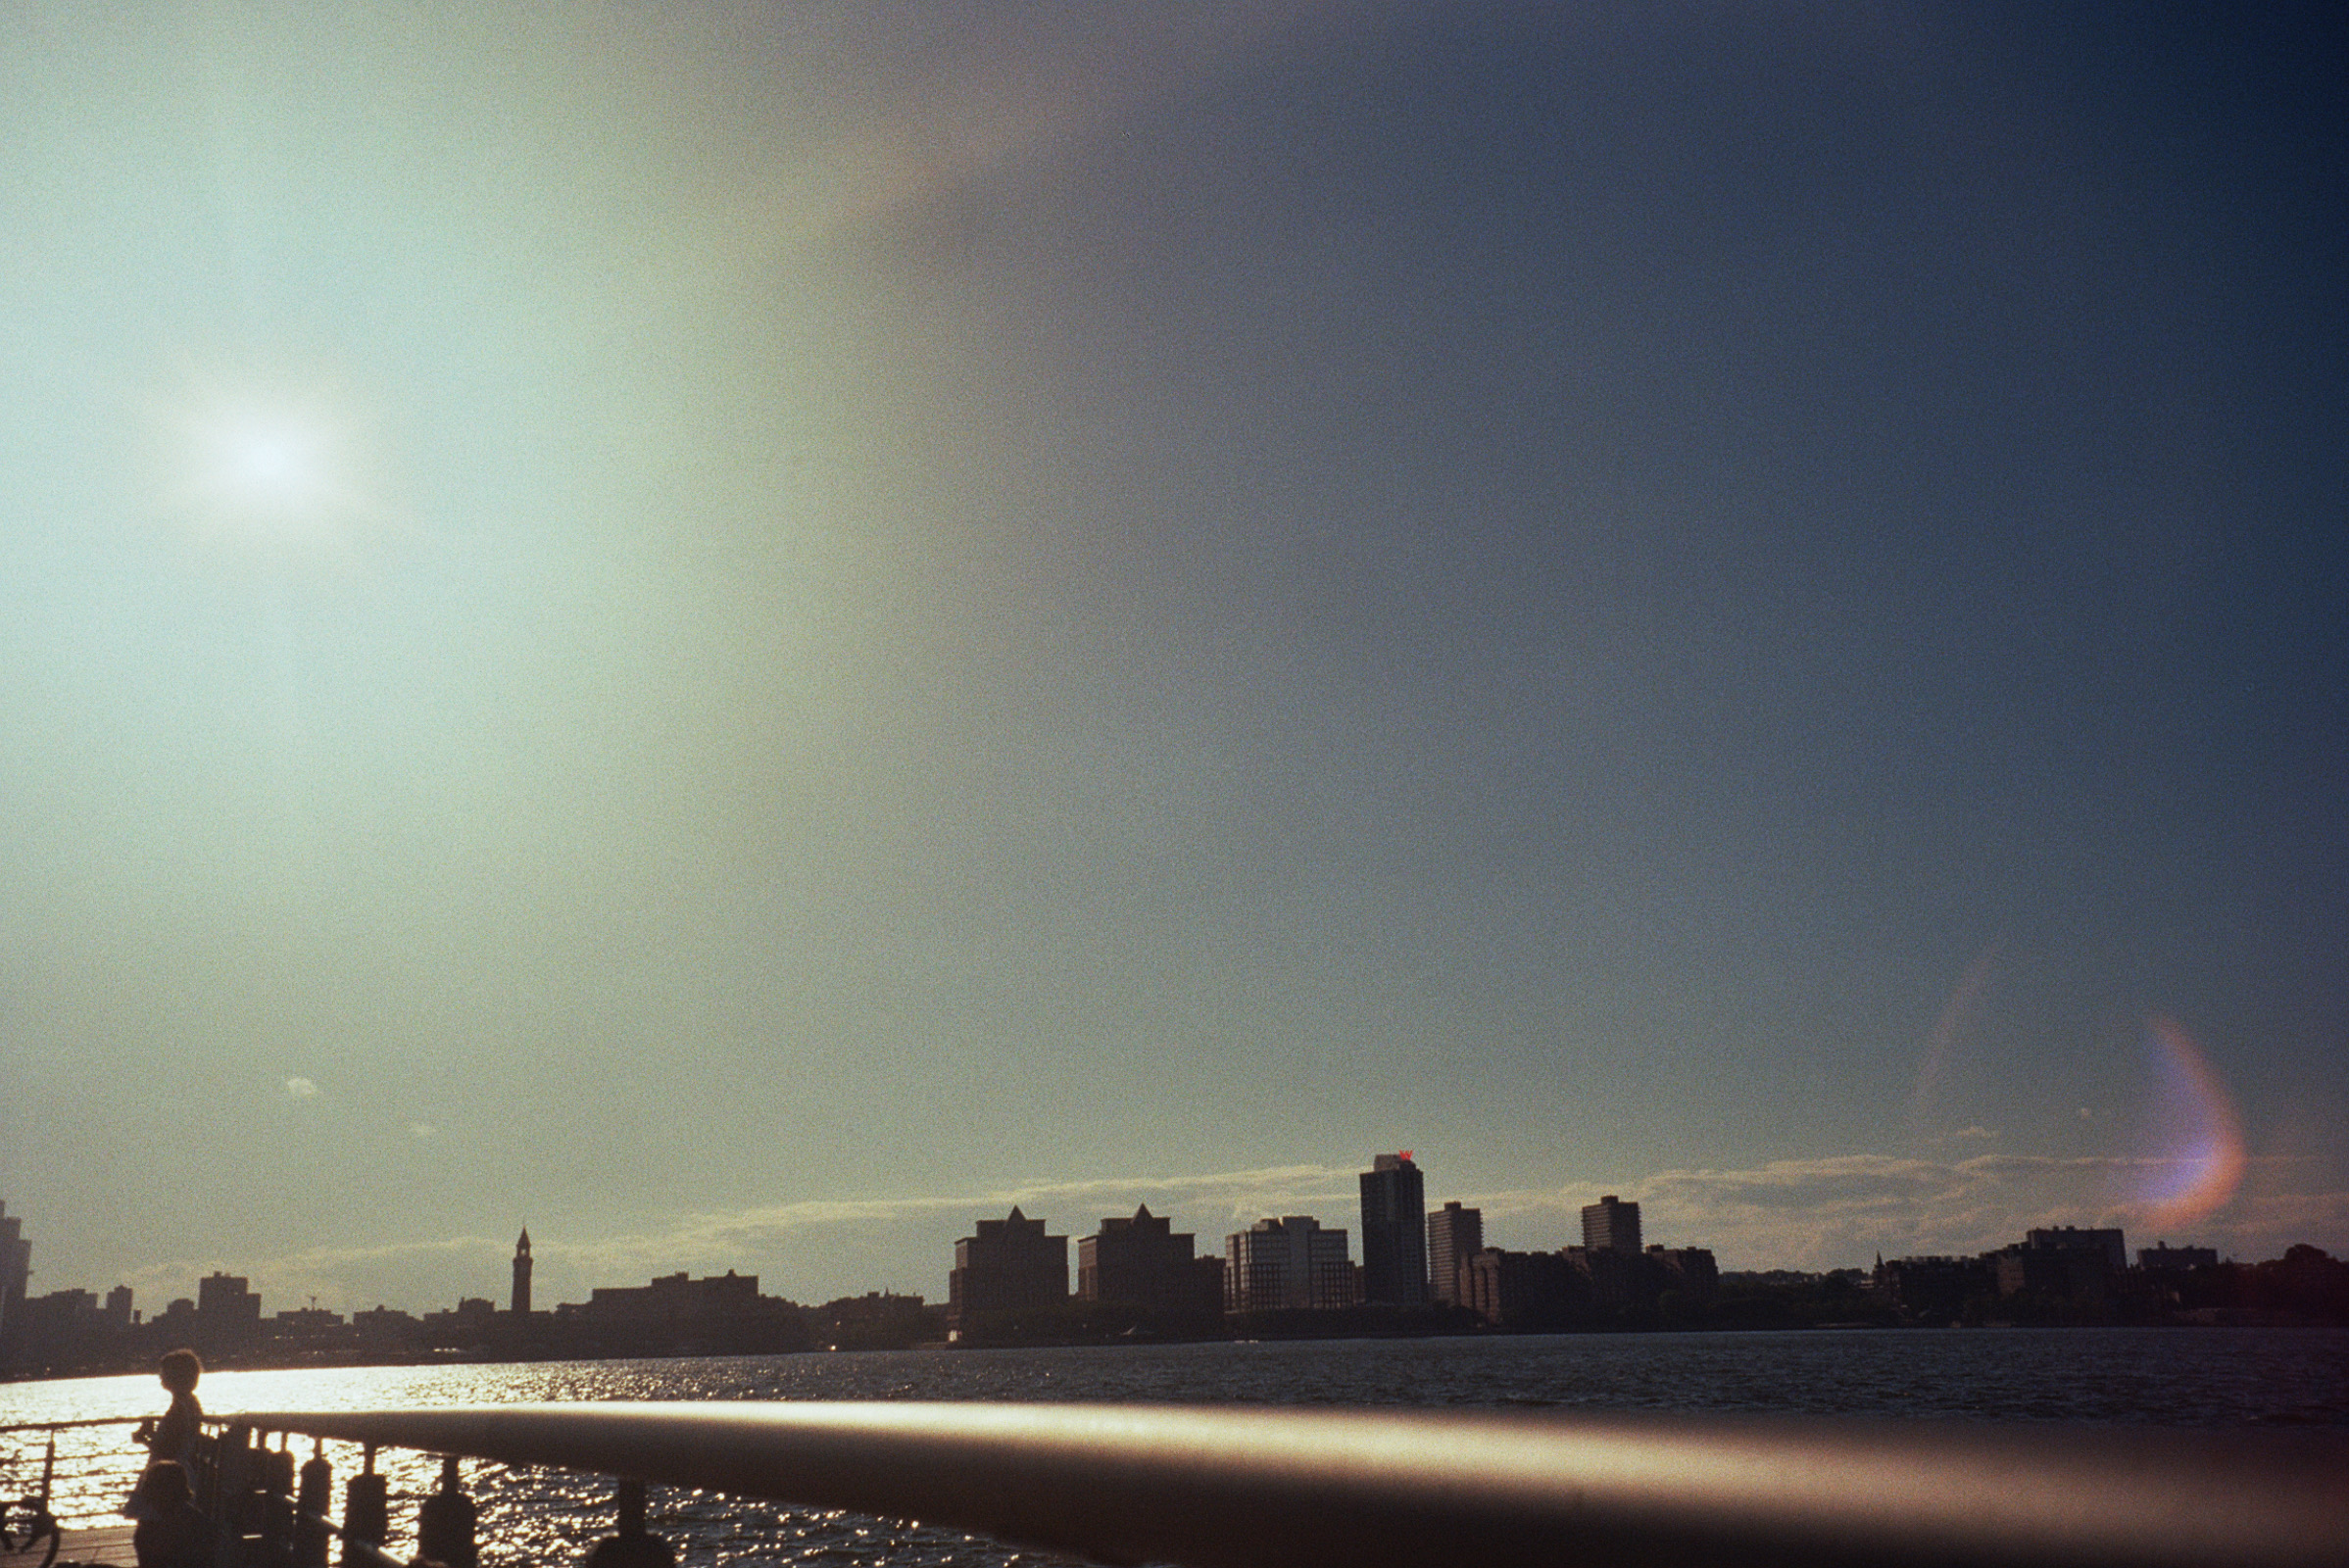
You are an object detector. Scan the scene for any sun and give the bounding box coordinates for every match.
[153,379,386,550]
[206,408,333,507]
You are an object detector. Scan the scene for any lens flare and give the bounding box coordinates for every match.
[2132,1016,2245,1226]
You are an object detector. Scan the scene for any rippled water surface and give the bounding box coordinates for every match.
[6,1329,2344,1567]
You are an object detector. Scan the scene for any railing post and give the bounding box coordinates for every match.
[341,1446,387,1568]
[294,1442,332,1568]
[190,1427,221,1522]
[581,1478,672,1568]
[215,1424,257,1568]
[247,1436,296,1568]
[415,1458,478,1568]
[255,1440,297,1568]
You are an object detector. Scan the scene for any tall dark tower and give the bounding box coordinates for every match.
[511,1228,533,1316]
[1358,1152,1429,1306]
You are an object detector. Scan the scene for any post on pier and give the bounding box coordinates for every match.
[254,1436,298,1568]
[415,1458,478,1568]
[341,1446,388,1568]
[580,1478,672,1568]
[212,1424,258,1568]
[293,1442,332,1568]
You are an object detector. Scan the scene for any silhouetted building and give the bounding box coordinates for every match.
[1582,1195,1641,1255]
[1078,1206,1221,1316]
[533,1269,808,1357]
[813,1292,938,1350]
[1427,1201,1483,1307]
[419,1297,498,1348]
[1358,1154,1429,1306]
[352,1305,422,1350]
[573,1270,760,1321]
[2138,1242,2219,1271]
[0,1200,29,1338]
[1995,1243,2118,1308]
[19,1289,97,1331]
[1225,1216,1356,1313]
[194,1272,262,1353]
[1465,1249,1581,1329]
[950,1208,1068,1333]
[269,1306,346,1350]
[198,1271,260,1320]
[1564,1245,1649,1310]
[1874,1255,1993,1322]
[2025,1227,2126,1270]
[8,1277,133,1372]
[512,1229,533,1315]
[1647,1245,1720,1298]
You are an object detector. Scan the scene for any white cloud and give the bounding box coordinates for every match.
[409,1124,437,1140]
[283,1077,319,1101]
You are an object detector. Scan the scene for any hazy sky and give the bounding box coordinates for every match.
[2,3,2343,1316]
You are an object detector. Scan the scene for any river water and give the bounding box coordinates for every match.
[6,1329,2345,1567]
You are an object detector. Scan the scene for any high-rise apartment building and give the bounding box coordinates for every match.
[1582,1195,1641,1254]
[1077,1205,1222,1316]
[1426,1200,1483,1306]
[1224,1216,1357,1313]
[197,1271,260,1323]
[2025,1227,2127,1270]
[949,1207,1068,1333]
[1464,1247,1580,1329]
[192,1270,262,1353]
[1358,1153,1429,1306]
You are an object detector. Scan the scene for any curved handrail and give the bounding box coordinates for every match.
[227,1401,2349,1568]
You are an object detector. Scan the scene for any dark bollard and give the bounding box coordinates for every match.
[295,1444,332,1568]
[256,1444,298,1568]
[580,1478,672,1568]
[215,1424,258,1563]
[341,1447,388,1568]
[415,1458,478,1568]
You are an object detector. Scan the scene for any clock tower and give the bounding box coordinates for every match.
[511,1228,533,1316]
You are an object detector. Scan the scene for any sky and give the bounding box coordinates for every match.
[1,2,2343,1317]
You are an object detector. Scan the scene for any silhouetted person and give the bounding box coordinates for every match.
[126,1348,203,1519]
[130,1462,206,1568]
[135,1348,205,1464]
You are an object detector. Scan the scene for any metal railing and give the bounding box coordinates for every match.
[220,1401,2349,1568]
[0,1420,144,1526]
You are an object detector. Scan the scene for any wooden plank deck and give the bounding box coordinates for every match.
[2,1522,136,1568]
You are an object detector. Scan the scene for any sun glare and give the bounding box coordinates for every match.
[156,382,383,549]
